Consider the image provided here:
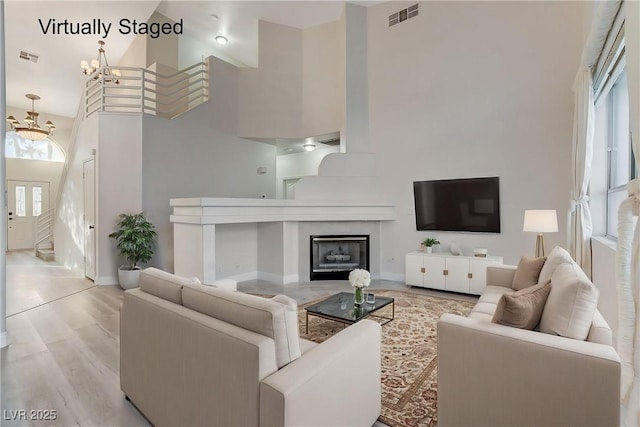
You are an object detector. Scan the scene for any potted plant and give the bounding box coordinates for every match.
[109,212,157,289]
[421,238,440,254]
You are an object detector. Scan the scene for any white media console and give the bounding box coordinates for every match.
[405,251,503,295]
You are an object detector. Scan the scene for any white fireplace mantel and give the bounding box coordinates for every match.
[170,197,396,283]
[170,197,396,224]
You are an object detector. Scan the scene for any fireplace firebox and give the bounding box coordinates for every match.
[310,235,370,280]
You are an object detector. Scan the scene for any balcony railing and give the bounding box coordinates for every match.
[83,59,209,119]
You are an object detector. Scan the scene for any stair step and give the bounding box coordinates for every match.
[37,248,55,262]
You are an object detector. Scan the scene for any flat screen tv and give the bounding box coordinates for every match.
[413,177,501,233]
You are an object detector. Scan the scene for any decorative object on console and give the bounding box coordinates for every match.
[349,269,371,306]
[473,247,488,257]
[449,243,463,256]
[108,212,157,289]
[421,237,440,253]
[523,209,558,257]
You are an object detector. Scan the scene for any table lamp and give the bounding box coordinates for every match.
[523,209,558,257]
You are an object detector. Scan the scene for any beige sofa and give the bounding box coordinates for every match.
[437,257,621,427]
[120,268,381,427]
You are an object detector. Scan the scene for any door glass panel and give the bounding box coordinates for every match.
[33,186,42,217]
[16,186,26,217]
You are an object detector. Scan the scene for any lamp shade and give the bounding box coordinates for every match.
[523,209,558,233]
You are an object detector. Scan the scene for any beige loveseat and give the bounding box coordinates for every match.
[437,249,621,427]
[120,268,381,426]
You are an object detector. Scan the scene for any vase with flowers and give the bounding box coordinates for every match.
[349,268,371,306]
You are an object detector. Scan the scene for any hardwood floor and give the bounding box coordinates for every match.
[1,255,477,426]
[1,285,149,427]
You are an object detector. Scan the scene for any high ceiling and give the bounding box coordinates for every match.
[4,1,379,119]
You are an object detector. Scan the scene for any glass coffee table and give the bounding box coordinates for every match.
[304,292,395,333]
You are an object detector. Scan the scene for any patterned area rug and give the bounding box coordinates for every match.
[299,289,474,427]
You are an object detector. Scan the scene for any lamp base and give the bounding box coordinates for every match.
[535,234,546,258]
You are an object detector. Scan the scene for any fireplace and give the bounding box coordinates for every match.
[310,235,370,280]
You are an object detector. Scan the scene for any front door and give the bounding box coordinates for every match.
[7,180,50,250]
[83,159,96,280]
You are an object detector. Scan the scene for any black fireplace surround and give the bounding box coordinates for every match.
[310,235,370,280]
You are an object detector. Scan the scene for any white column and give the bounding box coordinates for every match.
[173,223,217,283]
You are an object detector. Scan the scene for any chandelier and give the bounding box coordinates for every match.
[80,40,120,84]
[6,94,55,141]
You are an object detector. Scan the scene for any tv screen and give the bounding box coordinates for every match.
[413,177,501,233]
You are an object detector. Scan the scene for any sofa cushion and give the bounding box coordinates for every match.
[139,267,200,305]
[512,256,547,290]
[492,282,551,329]
[181,285,301,368]
[538,246,573,285]
[539,262,600,340]
[469,286,514,322]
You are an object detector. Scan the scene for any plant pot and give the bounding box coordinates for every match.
[426,246,433,254]
[118,266,141,290]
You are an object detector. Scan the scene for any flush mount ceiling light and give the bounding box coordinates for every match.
[6,94,55,141]
[303,139,316,152]
[80,40,120,83]
[215,35,228,45]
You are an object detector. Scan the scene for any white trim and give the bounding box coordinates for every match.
[0,331,7,348]
[223,271,258,283]
[283,274,299,284]
[95,276,119,286]
[379,272,405,283]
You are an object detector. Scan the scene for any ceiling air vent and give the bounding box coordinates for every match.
[319,137,340,146]
[19,51,39,63]
[389,3,419,27]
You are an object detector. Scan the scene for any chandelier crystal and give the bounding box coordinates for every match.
[80,40,120,84]
[6,94,55,141]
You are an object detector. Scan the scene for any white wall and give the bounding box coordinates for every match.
[55,114,98,273]
[97,114,143,284]
[302,18,345,137]
[275,146,339,199]
[142,56,277,273]
[363,1,589,272]
[238,21,303,139]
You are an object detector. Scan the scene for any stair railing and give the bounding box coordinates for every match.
[34,207,55,248]
[83,58,209,119]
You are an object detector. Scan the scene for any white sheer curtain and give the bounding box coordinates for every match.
[616,1,640,425]
[568,0,622,275]
[568,67,594,276]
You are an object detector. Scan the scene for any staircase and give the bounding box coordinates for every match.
[35,208,55,261]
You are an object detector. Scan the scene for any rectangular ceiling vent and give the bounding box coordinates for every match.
[319,137,340,146]
[19,51,39,63]
[389,3,419,27]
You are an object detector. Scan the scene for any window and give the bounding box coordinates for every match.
[5,131,65,162]
[33,187,42,217]
[15,186,26,217]
[595,51,636,238]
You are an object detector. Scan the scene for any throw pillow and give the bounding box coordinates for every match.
[538,246,573,285]
[538,262,600,340]
[511,256,547,290]
[492,281,552,330]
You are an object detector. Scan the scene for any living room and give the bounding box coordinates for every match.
[1,1,639,426]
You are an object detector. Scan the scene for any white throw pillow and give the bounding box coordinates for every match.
[539,262,599,340]
[538,246,573,285]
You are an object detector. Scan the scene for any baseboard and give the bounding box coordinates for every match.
[225,271,258,282]
[379,272,405,283]
[0,331,8,348]
[283,274,299,284]
[95,276,119,286]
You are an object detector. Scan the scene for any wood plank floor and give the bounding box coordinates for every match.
[1,285,149,427]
